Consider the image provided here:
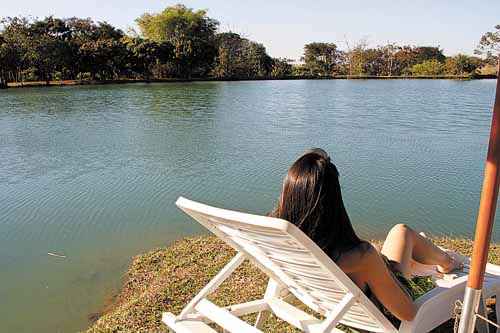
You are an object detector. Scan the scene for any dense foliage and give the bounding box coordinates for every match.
[0,4,497,87]
[211,32,274,79]
[303,43,343,75]
[301,43,483,77]
[136,5,218,78]
[0,16,174,84]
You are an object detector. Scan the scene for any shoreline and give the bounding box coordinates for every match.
[3,74,498,90]
[85,235,499,333]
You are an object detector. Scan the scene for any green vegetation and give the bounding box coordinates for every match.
[302,43,482,77]
[411,59,445,76]
[475,25,500,67]
[85,235,498,333]
[303,43,343,76]
[0,4,286,87]
[0,4,498,88]
[211,32,273,79]
[136,5,218,78]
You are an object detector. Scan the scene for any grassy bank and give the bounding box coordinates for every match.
[3,74,497,90]
[85,235,499,333]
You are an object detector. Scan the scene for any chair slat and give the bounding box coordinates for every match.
[222,229,309,254]
[280,266,336,281]
[227,228,300,245]
[195,299,261,333]
[267,251,319,265]
[162,313,218,333]
[268,255,321,268]
[207,217,285,235]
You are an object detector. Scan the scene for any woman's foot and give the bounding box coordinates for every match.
[437,253,464,274]
[418,233,464,274]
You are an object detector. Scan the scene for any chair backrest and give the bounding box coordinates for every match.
[176,197,396,332]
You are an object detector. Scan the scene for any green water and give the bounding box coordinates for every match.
[0,80,498,332]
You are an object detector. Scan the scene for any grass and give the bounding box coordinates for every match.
[85,235,499,333]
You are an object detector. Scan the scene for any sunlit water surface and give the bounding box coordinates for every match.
[0,80,498,332]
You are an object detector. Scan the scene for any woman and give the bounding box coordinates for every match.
[273,148,462,322]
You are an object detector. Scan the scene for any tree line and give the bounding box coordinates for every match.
[301,43,486,77]
[0,4,498,88]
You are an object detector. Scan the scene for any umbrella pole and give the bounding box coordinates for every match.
[458,61,500,333]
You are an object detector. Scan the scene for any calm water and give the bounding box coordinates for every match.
[0,80,498,332]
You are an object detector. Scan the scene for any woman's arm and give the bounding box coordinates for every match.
[363,244,417,321]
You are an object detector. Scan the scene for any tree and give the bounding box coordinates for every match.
[24,17,74,83]
[123,37,173,79]
[291,63,309,76]
[64,17,97,78]
[340,42,444,76]
[303,42,343,76]
[343,39,367,76]
[410,59,444,76]
[212,32,240,78]
[271,58,293,78]
[0,16,134,82]
[211,32,272,79]
[79,38,127,79]
[475,24,500,71]
[136,4,219,78]
[413,46,446,63]
[0,17,32,82]
[68,20,127,80]
[0,36,13,86]
[0,33,21,85]
[244,41,273,78]
[379,43,399,76]
[444,54,481,75]
[391,46,417,75]
[359,48,386,76]
[64,18,127,79]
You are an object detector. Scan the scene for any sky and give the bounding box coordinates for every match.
[2,0,499,60]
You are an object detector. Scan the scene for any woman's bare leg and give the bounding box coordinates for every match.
[381,224,454,278]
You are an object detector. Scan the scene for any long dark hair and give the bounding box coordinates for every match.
[274,148,362,261]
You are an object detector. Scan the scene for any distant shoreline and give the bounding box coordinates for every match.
[3,74,497,89]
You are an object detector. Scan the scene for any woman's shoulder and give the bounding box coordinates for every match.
[336,241,378,272]
[349,240,377,257]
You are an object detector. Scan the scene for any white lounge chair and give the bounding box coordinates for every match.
[163,197,500,333]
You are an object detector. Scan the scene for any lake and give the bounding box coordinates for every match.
[0,79,498,332]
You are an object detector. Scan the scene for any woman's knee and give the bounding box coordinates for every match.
[389,223,412,235]
[386,224,416,245]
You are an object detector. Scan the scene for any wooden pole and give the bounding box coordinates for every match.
[470,60,500,289]
[458,61,500,332]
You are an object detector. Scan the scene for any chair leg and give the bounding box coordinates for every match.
[254,310,269,329]
[477,296,490,333]
[255,279,283,329]
[496,294,500,333]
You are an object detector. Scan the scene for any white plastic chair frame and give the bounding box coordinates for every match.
[163,197,500,333]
